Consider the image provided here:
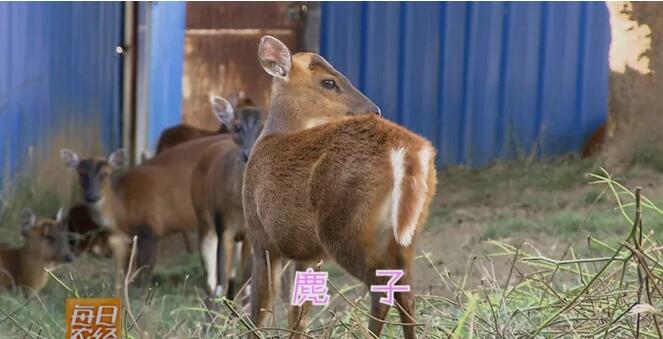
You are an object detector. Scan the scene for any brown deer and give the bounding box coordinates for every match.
[61,134,229,293]
[65,203,111,257]
[190,97,264,299]
[243,36,437,338]
[155,93,255,154]
[581,122,607,158]
[0,209,73,294]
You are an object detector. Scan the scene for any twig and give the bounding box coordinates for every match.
[123,236,145,338]
[326,279,424,327]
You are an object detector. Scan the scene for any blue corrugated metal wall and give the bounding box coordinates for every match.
[0,2,123,177]
[321,2,610,167]
[141,2,187,152]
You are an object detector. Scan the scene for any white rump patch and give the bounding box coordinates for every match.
[390,148,406,244]
[390,146,433,247]
[201,232,219,295]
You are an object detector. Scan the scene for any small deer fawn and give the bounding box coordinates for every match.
[61,134,229,293]
[65,203,111,257]
[243,36,437,338]
[0,209,73,294]
[190,96,263,298]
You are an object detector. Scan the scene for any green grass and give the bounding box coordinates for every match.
[3,161,663,337]
[471,159,595,193]
[583,189,603,204]
[631,144,663,172]
[0,174,78,245]
[480,217,540,240]
[480,210,633,244]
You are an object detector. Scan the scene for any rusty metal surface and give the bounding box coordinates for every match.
[182,2,304,129]
[186,2,302,30]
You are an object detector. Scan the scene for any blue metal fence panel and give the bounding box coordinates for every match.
[144,2,186,152]
[321,2,610,167]
[0,2,123,178]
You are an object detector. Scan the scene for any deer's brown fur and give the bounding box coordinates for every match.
[191,100,263,298]
[155,94,256,154]
[155,125,223,154]
[0,210,72,294]
[243,36,436,338]
[66,203,111,257]
[62,135,229,293]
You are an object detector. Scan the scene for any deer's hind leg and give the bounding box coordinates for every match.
[250,245,282,330]
[288,260,317,337]
[199,218,219,297]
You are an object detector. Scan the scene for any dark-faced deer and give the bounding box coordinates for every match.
[156,93,255,154]
[61,133,229,293]
[243,36,437,338]
[0,209,73,294]
[190,97,264,299]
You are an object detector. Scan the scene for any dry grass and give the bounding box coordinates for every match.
[1,165,663,338]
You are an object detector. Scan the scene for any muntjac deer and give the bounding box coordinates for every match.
[190,97,263,298]
[243,36,437,338]
[65,203,111,257]
[61,134,229,293]
[156,93,255,154]
[0,209,73,294]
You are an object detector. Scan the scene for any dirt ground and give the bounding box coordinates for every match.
[3,157,662,337]
[71,158,663,301]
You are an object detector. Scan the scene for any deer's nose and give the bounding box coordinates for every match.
[365,102,381,116]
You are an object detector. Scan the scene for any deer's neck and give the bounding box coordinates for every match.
[87,182,121,230]
[261,98,309,136]
[18,247,51,291]
[223,149,247,201]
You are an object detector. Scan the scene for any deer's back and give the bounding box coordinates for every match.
[244,115,433,259]
[115,135,227,236]
[156,125,220,154]
[191,138,244,233]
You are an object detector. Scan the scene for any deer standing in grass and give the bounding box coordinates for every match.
[190,96,264,299]
[0,209,73,294]
[243,36,437,338]
[61,134,229,294]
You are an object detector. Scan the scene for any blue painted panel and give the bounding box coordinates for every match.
[144,2,186,151]
[0,2,123,179]
[321,1,610,167]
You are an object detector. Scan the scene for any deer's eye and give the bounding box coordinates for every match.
[321,79,337,90]
[234,123,242,133]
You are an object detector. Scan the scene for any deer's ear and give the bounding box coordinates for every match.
[258,35,292,80]
[20,209,36,235]
[60,149,79,168]
[210,96,235,128]
[108,149,127,169]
